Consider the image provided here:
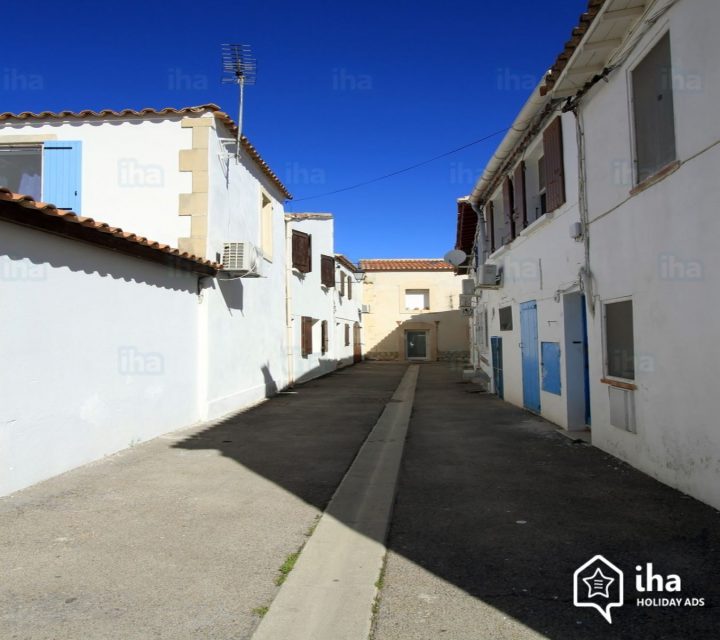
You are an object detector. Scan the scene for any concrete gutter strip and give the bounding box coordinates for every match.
[251,365,419,640]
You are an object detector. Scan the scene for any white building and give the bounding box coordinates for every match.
[0,105,361,496]
[457,0,720,509]
[286,214,364,384]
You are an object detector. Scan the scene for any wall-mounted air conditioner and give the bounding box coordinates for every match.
[462,278,476,295]
[361,304,371,314]
[221,241,263,277]
[477,264,499,287]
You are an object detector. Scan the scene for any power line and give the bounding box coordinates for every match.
[289,126,510,203]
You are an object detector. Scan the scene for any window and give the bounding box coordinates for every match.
[292,230,312,273]
[260,193,273,261]
[486,201,496,254]
[345,324,350,346]
[604,300,635,380]
[542,116,565,212]
[513,161,528,231]
[632,32,676,183]
[321,255,335,287]
[0,146,42,199]
[404,289,429,310]
[502,176,515,243]
[339,272,345,296]
[347,277,352,300]
[537,156,547,219]
[499,306,513,331]
[0,141,82,212]
[321,320,329,354]
[301,316,313,357]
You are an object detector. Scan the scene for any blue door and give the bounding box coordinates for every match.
[520,300,541,413]
[42,141,82,213]
[491,336,503,399]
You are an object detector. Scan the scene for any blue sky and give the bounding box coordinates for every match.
[2,0,586,262]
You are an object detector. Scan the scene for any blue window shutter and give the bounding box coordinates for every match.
[43,141,82,213]
[541,341,562,395]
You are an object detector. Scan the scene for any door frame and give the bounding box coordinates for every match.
[520,300,541,413]
[405,330,429,361]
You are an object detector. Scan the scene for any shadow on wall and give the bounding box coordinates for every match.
[364,309,469,363]
[0,223,198,294]
[173,362,720,640]
[217,277,244,312]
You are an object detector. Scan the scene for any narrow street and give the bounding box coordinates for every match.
[1,363,718,639]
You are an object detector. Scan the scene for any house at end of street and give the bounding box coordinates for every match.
[359,259,469,363]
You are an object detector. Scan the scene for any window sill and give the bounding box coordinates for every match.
[600,377,637,391]
[519,211,554,238]
[629,160,680,197]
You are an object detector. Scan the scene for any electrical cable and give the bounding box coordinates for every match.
[289,126,510,203]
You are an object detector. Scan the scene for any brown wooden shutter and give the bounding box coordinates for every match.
[486,201,495,254]
[542,116,566,212]
[347,278,352,300]
[340,273,345,296]
[301,316,313,357]
[321,255,335,287]
[513,161,527,230]
[321,320,328,354]
[292,231,312,273]
[502,176,515,242]
[345,324,350,346]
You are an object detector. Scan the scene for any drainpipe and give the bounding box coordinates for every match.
[571,104,595,317]
[284,219,295,386]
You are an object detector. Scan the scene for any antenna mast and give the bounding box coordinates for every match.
[221,44,256,160]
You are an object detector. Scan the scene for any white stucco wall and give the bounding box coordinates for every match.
[579,0,720,509]
[471,111,586,429]
[0,222,200,496]
[335,260,364,367]
[286,217,336,384]
[201,120,290,418]
[0,115,192,246]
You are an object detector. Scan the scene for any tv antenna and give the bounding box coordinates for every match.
[222,43,256,159]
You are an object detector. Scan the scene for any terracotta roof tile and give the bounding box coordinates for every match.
[335,254,361,273]
[359,259,455,272]
[0,104,292,200]
[540,0,608,95]
[0,188,221,274]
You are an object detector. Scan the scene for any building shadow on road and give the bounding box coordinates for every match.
[173,361,720,639]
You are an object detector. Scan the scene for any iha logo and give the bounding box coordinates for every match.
[573,555,624,623]
[574,557,705,623]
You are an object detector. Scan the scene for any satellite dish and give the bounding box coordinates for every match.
[444,249,467,266]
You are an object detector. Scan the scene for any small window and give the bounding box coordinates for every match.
[339,272,345,296]
[537,156,547,217]
[292,231,312,273]
[301,316,313,358]
[0,146,42,199]
[499,306,513,331]
[347,277,352,300]
[260,193,273,261]
[345,324,350,346]
[321,255,335,288]
[605,300,635,380]
[321,320,329,355]
[405,289,429,310]
[632,32,676,183]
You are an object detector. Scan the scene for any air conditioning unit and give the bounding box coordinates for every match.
[461,278,476,295]
[361,304,371,314]
[478,264,499,287]
[221,241,263,277]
